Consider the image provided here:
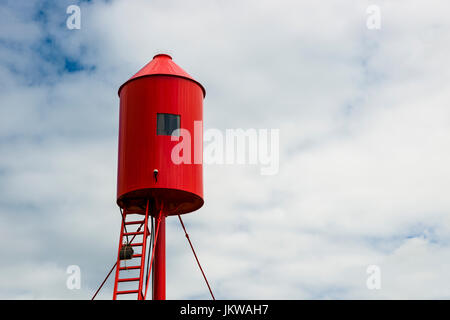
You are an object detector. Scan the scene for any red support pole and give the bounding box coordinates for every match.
[153,213,166,300]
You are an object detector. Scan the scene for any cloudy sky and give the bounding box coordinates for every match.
[1,0,450,299]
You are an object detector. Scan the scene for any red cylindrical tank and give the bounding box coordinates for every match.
[117,54,205,215]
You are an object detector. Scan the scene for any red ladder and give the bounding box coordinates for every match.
[113,201,151,300]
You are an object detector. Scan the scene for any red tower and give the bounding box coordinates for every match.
[112,54,205,300]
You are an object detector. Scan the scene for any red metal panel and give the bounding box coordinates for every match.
[116,54,204,215]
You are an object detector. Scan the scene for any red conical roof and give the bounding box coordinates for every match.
[118,54,205,97]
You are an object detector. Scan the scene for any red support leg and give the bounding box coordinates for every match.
[153,214,166,300]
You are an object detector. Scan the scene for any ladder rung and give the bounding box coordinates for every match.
[125,220,145,225]
[116,290,139,295]
[123,231,144,236]
[118,277,140,282]
[129,242,143,247]
[132,254,142,258]
[119,265,141,271]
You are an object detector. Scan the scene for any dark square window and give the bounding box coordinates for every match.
[157,113,180,136]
